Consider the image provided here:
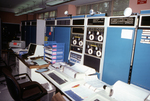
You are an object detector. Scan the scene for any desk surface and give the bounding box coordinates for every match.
[42,65,117,101]
[16,54,50,69]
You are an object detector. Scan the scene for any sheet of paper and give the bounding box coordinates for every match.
[111,80,150,101]
[70,63,96,75]
[32,58,48,65]
[52,63,61,68]
[84,75,109,92]
[71,85,95,99]
[63,66,77,78]
[121,29,133,39]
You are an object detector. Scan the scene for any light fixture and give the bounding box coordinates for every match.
[124,7,132,16]
[89,9,106,16]
[15,1,46,16]
[46,0,71,6]
[89,9,95,15]
[64,10,72,17]
[64,11,68,15]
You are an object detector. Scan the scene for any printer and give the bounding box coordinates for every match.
[9,40,26,53]
[9,40,25,49]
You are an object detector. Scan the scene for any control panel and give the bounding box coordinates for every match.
[85,42,102,58]
[86,27,104,42]
[110,17,135,26]
[69,27,84,64]
[84,16,106,73]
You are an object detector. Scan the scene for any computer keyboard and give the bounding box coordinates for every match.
[48,72,67,85]
[22,53,29,59]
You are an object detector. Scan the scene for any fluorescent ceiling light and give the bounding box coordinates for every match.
[46,0,71,6]
[15,4,45,16]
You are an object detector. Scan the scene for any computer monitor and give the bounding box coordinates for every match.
[28,43,36,55]
[22,43,44,59]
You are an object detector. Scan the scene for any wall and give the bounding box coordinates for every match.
[57,4,76,17]
[0,11,34,24]
[129,0,150,13]
[1,1,150,23]
[68,4,76,16]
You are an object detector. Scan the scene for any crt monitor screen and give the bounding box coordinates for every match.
[28,43,36,55]
[141,16,150,26]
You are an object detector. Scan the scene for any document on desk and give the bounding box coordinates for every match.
[62,63,96,79]
[32,58,48,65]
[71,85,95,99]
[63,66,78,78]
[65,84,95,100]
[84,75,109,92]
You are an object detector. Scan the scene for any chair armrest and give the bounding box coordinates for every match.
[14,73,32,81]
[22,83,45,93]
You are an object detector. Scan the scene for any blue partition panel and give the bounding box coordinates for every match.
[54,27,71,63]
[26,26,31,47]
[46,26,55,41]
[102,27,135,85]
[30,26,36,44]
[21,26,26,41]
[131,29,150,90]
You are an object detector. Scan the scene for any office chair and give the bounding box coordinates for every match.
[1,67,47,101]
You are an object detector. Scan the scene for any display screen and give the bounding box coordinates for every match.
[110,17,135,26]
[141,16,150,26]
[73,19,84,25]
[46,21,55,25]
[22,21,25,26]
[28,44,36,55]
[72,27,84,33]
[31,21,36,26]
[57,20,70,25]
[88,18,105,25]
[26,21,30,26]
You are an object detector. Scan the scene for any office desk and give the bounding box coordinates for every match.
[15,53,50,84]
[42,65,117,101]
[16,55,49,69]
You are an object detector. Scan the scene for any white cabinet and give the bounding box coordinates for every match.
[18,60,48,84]
[27,68,48,84]
[18,60,27,74]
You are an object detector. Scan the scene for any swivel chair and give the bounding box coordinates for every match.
[1,67,47,101]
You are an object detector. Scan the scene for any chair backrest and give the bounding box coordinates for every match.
[1,67,22,101]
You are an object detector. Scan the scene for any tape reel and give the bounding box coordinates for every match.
[79,40,83,46]
[88,48,93,55]
[96,50,102,57]
[89,34,94,40]
[97,35,103,41]
[73,39,77,45]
